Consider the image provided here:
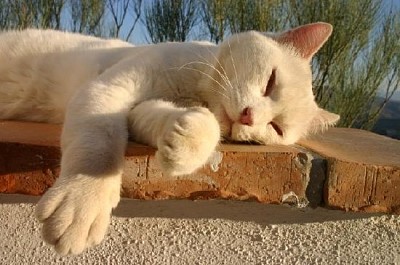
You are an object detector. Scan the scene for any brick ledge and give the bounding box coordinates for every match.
[0,121,399,214]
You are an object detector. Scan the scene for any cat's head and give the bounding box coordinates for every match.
[208,22,339,145]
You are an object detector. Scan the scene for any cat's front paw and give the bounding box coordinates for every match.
[156,107,220,176]
[35,175,120,255]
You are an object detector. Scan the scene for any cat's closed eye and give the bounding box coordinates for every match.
[269,121,283,136]
[264,69,276,97]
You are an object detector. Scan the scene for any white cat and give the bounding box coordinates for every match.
[0,22,339,255]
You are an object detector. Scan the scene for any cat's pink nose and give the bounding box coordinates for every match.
[239,107,253,126]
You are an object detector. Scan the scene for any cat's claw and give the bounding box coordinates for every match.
[36,175,120,255]
[156,107,220,176]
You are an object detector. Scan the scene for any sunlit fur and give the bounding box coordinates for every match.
[0,24,339,255]
[204,31,339,144]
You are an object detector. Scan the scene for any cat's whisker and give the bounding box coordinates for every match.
[177,66,229,99]
[181,48,233,91]
[175,61,231,92]
[172,61,230,97]
[227,40,240,89]
[180,47,234,93]
[197,61,232,92]
[204,48,235,91]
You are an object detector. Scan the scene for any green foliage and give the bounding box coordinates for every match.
[143,0,197,43]
[226,0,285,33]
[200,0,229,43]
[0,0,64,30]
[69,0,106,36]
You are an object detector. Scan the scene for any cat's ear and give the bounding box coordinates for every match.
[310,108,340,133]
[273,22,333,60]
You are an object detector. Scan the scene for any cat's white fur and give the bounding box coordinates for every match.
[0,23,339,255]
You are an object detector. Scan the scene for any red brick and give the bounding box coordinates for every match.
[121,144,310,203]
[299,128,400,214]
[0,143,60,195]
[0,121,310,205]
[3,121,398,214]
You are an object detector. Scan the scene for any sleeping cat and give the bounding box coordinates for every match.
[0,22,339,255]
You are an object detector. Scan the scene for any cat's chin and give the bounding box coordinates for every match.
[216,112,288,145]
[215,107,289,145]
[229,123,297,145]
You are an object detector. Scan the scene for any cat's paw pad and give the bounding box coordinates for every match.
[156,107,220,176]
[36,176,120,255]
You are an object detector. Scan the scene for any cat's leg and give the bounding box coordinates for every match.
[35,81,132,255]
[128,99,221,176]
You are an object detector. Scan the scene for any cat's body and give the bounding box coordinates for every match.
[0,29,214,123]
[0,23,339,255]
